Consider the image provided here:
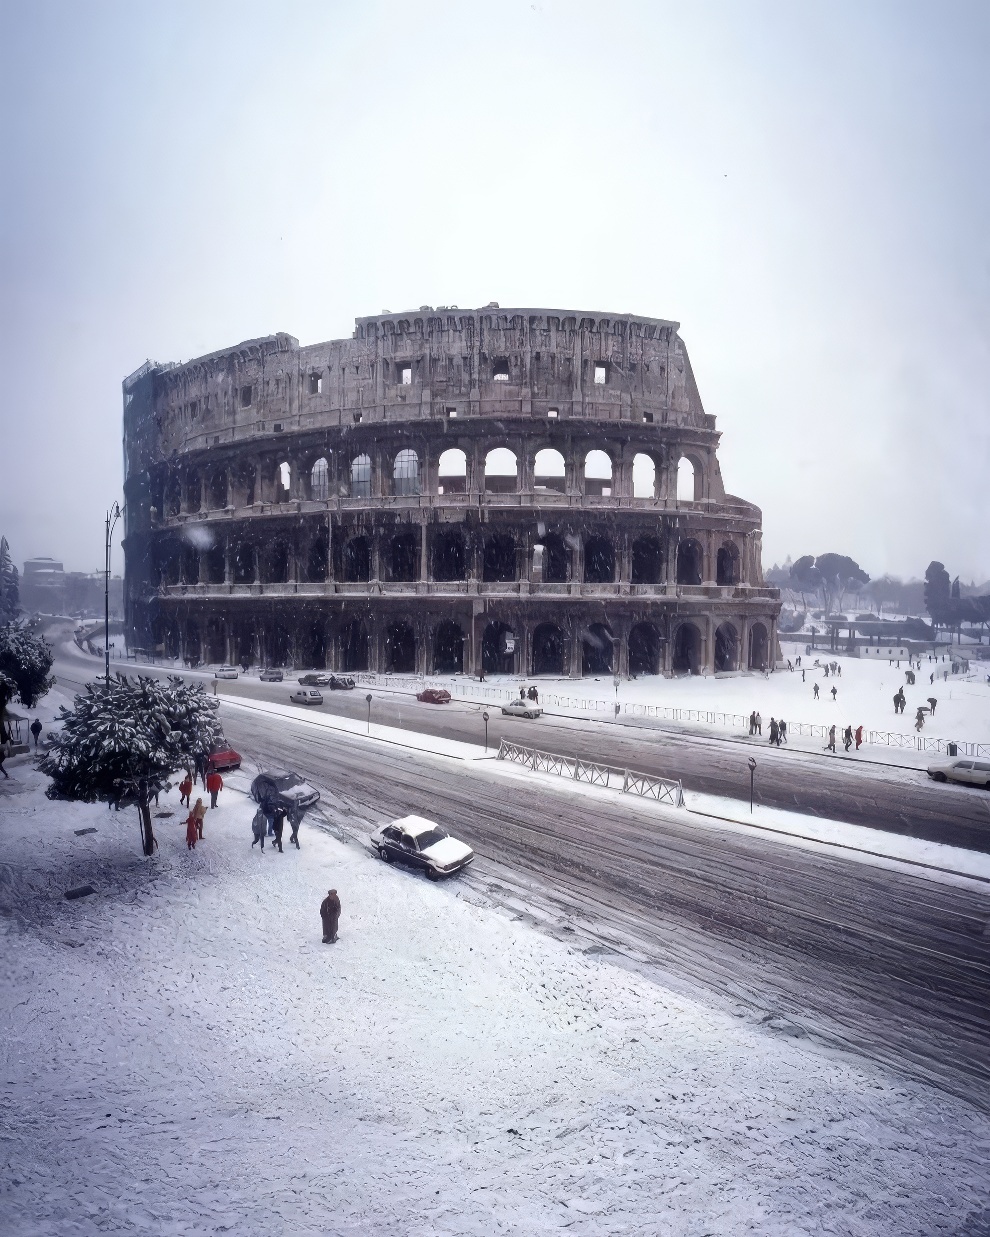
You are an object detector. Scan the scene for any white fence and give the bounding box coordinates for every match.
[497,739,685,807]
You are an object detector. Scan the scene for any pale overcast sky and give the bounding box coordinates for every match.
[1,0,988,581]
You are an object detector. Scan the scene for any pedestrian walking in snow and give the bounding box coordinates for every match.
[824,664,830,677]
[185,810,198,850]
[30,719,42,748]
[831,686,837,701]
[206,768,223,809]
[927,696,937,716]
[478,666,485,682]
[179,774,193,807]
[836,664,841,677]
[192,797,207,840]
[195,752,209,789]
[755,712,762,735]
[787,660,792,671]
[813,683,820,699]
[855,724,863,749]
[288,804,302,849]
[251,807,267,850]
[796,655,802,667]
[520,686,527,700]
[528,686,539,702]
[801,669,806,682]
[843,725,853,752]
[320,889,341,943]
[768,718,778,745]
[826,725,836,752]
[272,807,286,853]
[749,710,756,736]
[779,719,787,744]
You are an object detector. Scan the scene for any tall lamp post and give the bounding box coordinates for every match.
[104,502,122,683]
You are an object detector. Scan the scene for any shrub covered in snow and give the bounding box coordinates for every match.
[39,673,224,855]
[0,621,54,713]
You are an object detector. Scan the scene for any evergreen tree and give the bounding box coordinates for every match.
[0,537,19,623]
[924,561,952,631]
[39,674,224,856]
[0,622,54,715]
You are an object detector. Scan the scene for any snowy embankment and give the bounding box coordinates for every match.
[2,725,989,1233]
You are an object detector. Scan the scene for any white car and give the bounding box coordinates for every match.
[214,665,239,679]
[369,814,474,880]
[501,698,542,719]
[290,687,324,706]
[927,758,990,789]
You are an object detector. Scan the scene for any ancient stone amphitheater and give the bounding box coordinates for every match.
[122,306,780,677]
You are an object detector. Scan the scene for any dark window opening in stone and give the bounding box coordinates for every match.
[582,623,613,675]
[716,544,739,586]
[180,544,199,585]
[631,536,662,585]
[185,472,201,513]
[432,530,465,581]
[594,363,607,385]
[267,622,290,666]
[205,544,225,585]
[482,621,515,674]
[157,542,181,587]
[185,618,201,661]
[232,622,254,667]
[307,534,329,583]
[672,623,701,674]
[350,454,371,498]
[643,411,654,424]
[232,542,255,584]
[303,622,327,668]
[386,621,416,673]
[531,622,565,675]
[208,471,227,509]
[714,623,738,672]
[492,358,510,382]
[629,622,661,675]
[342,536,370,583]
[393,449,420,496]
[165,478,182,518]
[542,532,568,583]
[390,530,418,581]
[341,620,369,672]
[483,533,516,582]
[309,373,322,395]
[353,410,363,423]
[748,622,769,671]
[189,401,198,420]
[676,539,703,585]
[240,385,252,407]
[433,621,464,673]
[265,540,290,584]
[273,422,284,433]
[584,536,615,584]
[205,619,224,664]
[446,407,457,418]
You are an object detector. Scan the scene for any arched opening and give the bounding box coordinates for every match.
[584,535,615,584]
[393,448,420,496]
[533,448,566,494]
[302,620,327,668]
[542,532,568,583]
[208,470,228,509]
[386,621,416,673]
[482,621,516,674]
[341,619,368,671]
[342,536,370,583]
[180,543,199,585]
[232,621,254,667]
[185,470,201,513]
[232,542,256,585]
[631,536,662,585]
[267,621,290,667]
[232,463,255,507]
[714,623,739,672]
[389,529,418,581]
[485,448,518,493]
[632,453,656,499]
[264,540,290,585]
[432,529,465,581]
[438,448,467,495]
[433,621,464,673]
[676,539,703,585]
[584,450,613,497]
[277,461,291,502]
[350,454,372,498]
[307,533,329,583]
[532,622,566,675]
[483,533,516,582]
[582,623,613,675]
[310,457,330,502]
[716,543,740,586]
[205,618,226,665]
[748,622,769,671]
[672,623,702,675]
[676,456,699,502]
[165,476,182,518]
[629,622,661,675]
[204,543,225,585]
[185,618,201,662]
[155,540,180,587]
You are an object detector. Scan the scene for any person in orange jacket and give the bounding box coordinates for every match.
[179,773,193,807]
[206,768,223,809]
[185,810,198,850]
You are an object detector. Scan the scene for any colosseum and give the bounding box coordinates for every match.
[122,306,780,679]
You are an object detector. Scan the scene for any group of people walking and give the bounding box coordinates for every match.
[178,762,226,850]
[250,801,302,852]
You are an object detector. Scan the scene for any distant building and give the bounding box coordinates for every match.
[20,557,123,619]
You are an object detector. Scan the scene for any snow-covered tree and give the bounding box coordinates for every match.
[0,622,54,714]
[0,537,19,623]
[39,674,225,856]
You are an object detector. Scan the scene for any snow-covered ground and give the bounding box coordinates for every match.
[2,728,989,1234]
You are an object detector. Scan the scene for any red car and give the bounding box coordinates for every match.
[416,687,451,705]
[208,746,242,772]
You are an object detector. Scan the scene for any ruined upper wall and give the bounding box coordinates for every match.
[122,309,711,476]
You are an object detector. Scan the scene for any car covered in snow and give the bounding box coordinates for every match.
[329,674,356,690]
[214,665,239,679]
[250,770,321,812]
[207,745,241,772]
[290,687,323,705]
[926,758,990,788]
[298,672,331,686]
[369,814,474,880]
[416,687,451,705]
[259,668,284,682]
[501,698,542,719]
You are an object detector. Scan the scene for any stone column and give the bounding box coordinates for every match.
[416,620,430,675]
[419,523,429,582]
[571,537,585,588]
[620,532,632,584]
[569,617,583,678]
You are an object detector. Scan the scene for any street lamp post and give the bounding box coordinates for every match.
[748,756,757,814]
[365,692,373,734]
[104,502,122,683]
[482,710,489,753]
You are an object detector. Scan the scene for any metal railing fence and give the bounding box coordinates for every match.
[497,739,685,807]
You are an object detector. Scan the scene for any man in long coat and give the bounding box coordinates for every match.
[320,889,341,943]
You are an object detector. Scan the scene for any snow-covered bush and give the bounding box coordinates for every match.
[39,674,225,855]
[0,621,54,713]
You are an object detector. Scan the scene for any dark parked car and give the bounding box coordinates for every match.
[369,815,474,880]
[298,672,331,686]
[250,770,321,812]
[416,687,452,705]
[259,668,284,682]
[208,746,241,772]
[329,674,356,690]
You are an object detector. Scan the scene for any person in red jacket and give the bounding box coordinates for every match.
[185,810,198,850]
[178,773,193,807]
[206,768,223,809]
[855,724,863,750]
